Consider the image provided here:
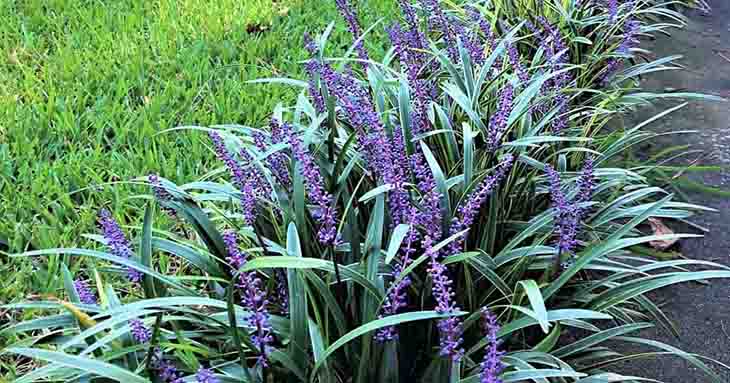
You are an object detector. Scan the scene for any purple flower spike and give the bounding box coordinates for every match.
[479,308,505,383]
[425,236,464,361]
[551,94,569,135]
[545,165,581,264]
[303,35,327,115]
[256,121,292,190]
[281,122,339,245]
[196,367,219,383]
[158,360,184,383]
[149,174,177,217]
[575,157,596,219]
[617,19,640,55]
[507,43,529,83]
[419,0,458,61]
[208,131,262,226]
[98,209,142,283]
[73,279,97,305]
[224,232,274,366]
[447,155,514,256]
[487,84,515,152]
[129,319,152,343]
[335,0,369,65]
[600,58,622,86]
[375,248,414,342]
[608,0,618,23]
[275,270,289,314]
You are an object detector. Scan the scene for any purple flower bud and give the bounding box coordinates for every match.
[375,259,413,342]
[129,319,152,343]
[196,367,219,383]
[98,209,142,283]
[274,270,289,314]
[73,279,97,305]
[412,153,442,238]
[479,308,505,383]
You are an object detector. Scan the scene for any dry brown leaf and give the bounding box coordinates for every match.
[648,217,677,250]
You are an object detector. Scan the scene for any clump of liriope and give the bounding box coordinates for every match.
[4,0,729,382]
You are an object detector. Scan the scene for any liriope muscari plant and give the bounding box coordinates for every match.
[4,0,729,382]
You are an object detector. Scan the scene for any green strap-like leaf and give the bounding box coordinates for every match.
[241,256,381,299]
[7,348,148,383]
[516,280,550,333]
[310,310,467,382]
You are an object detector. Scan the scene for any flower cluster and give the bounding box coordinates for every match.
[254,121,292,190]
[530,17,572,133]
[412,152,442,238]
[224,231,273,366]
[487,84,514,151]
[335,0,369,65]
[447,155,514,256]
[209,131,259,226]
[129,319,152,343]
[73,278,97,305]
[425,236,464,361]
[196,367,219,383]
[157,360,184,383]
[608,0,619,23]
[98,209,142,282]
[397,0,431,71]
[387,23,432,136]
[601,18,640,85]
[279,122,339,245]
[303,35,327,115]
[507,42,529,83]
[375,258,413,342]
[617,19,640,54]
[479,308,505,383]
[303,38,415,227]
[545,158,595,266]
[419,0,458,60]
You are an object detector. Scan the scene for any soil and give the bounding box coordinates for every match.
[617,1,730,381]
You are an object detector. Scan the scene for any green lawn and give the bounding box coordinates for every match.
[0,0,394,252]
[0,0,394,375]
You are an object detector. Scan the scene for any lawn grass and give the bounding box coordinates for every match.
[0,0,395,375]
[0,0,393,268]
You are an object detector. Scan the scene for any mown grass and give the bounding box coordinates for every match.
[0,0,393,277]
[0,1,395,375]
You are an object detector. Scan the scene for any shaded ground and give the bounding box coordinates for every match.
[620,1,730,381]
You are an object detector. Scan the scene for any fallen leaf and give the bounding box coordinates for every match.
[648,217,677,250]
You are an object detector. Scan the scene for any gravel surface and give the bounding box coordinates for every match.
[618,1,730,381]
